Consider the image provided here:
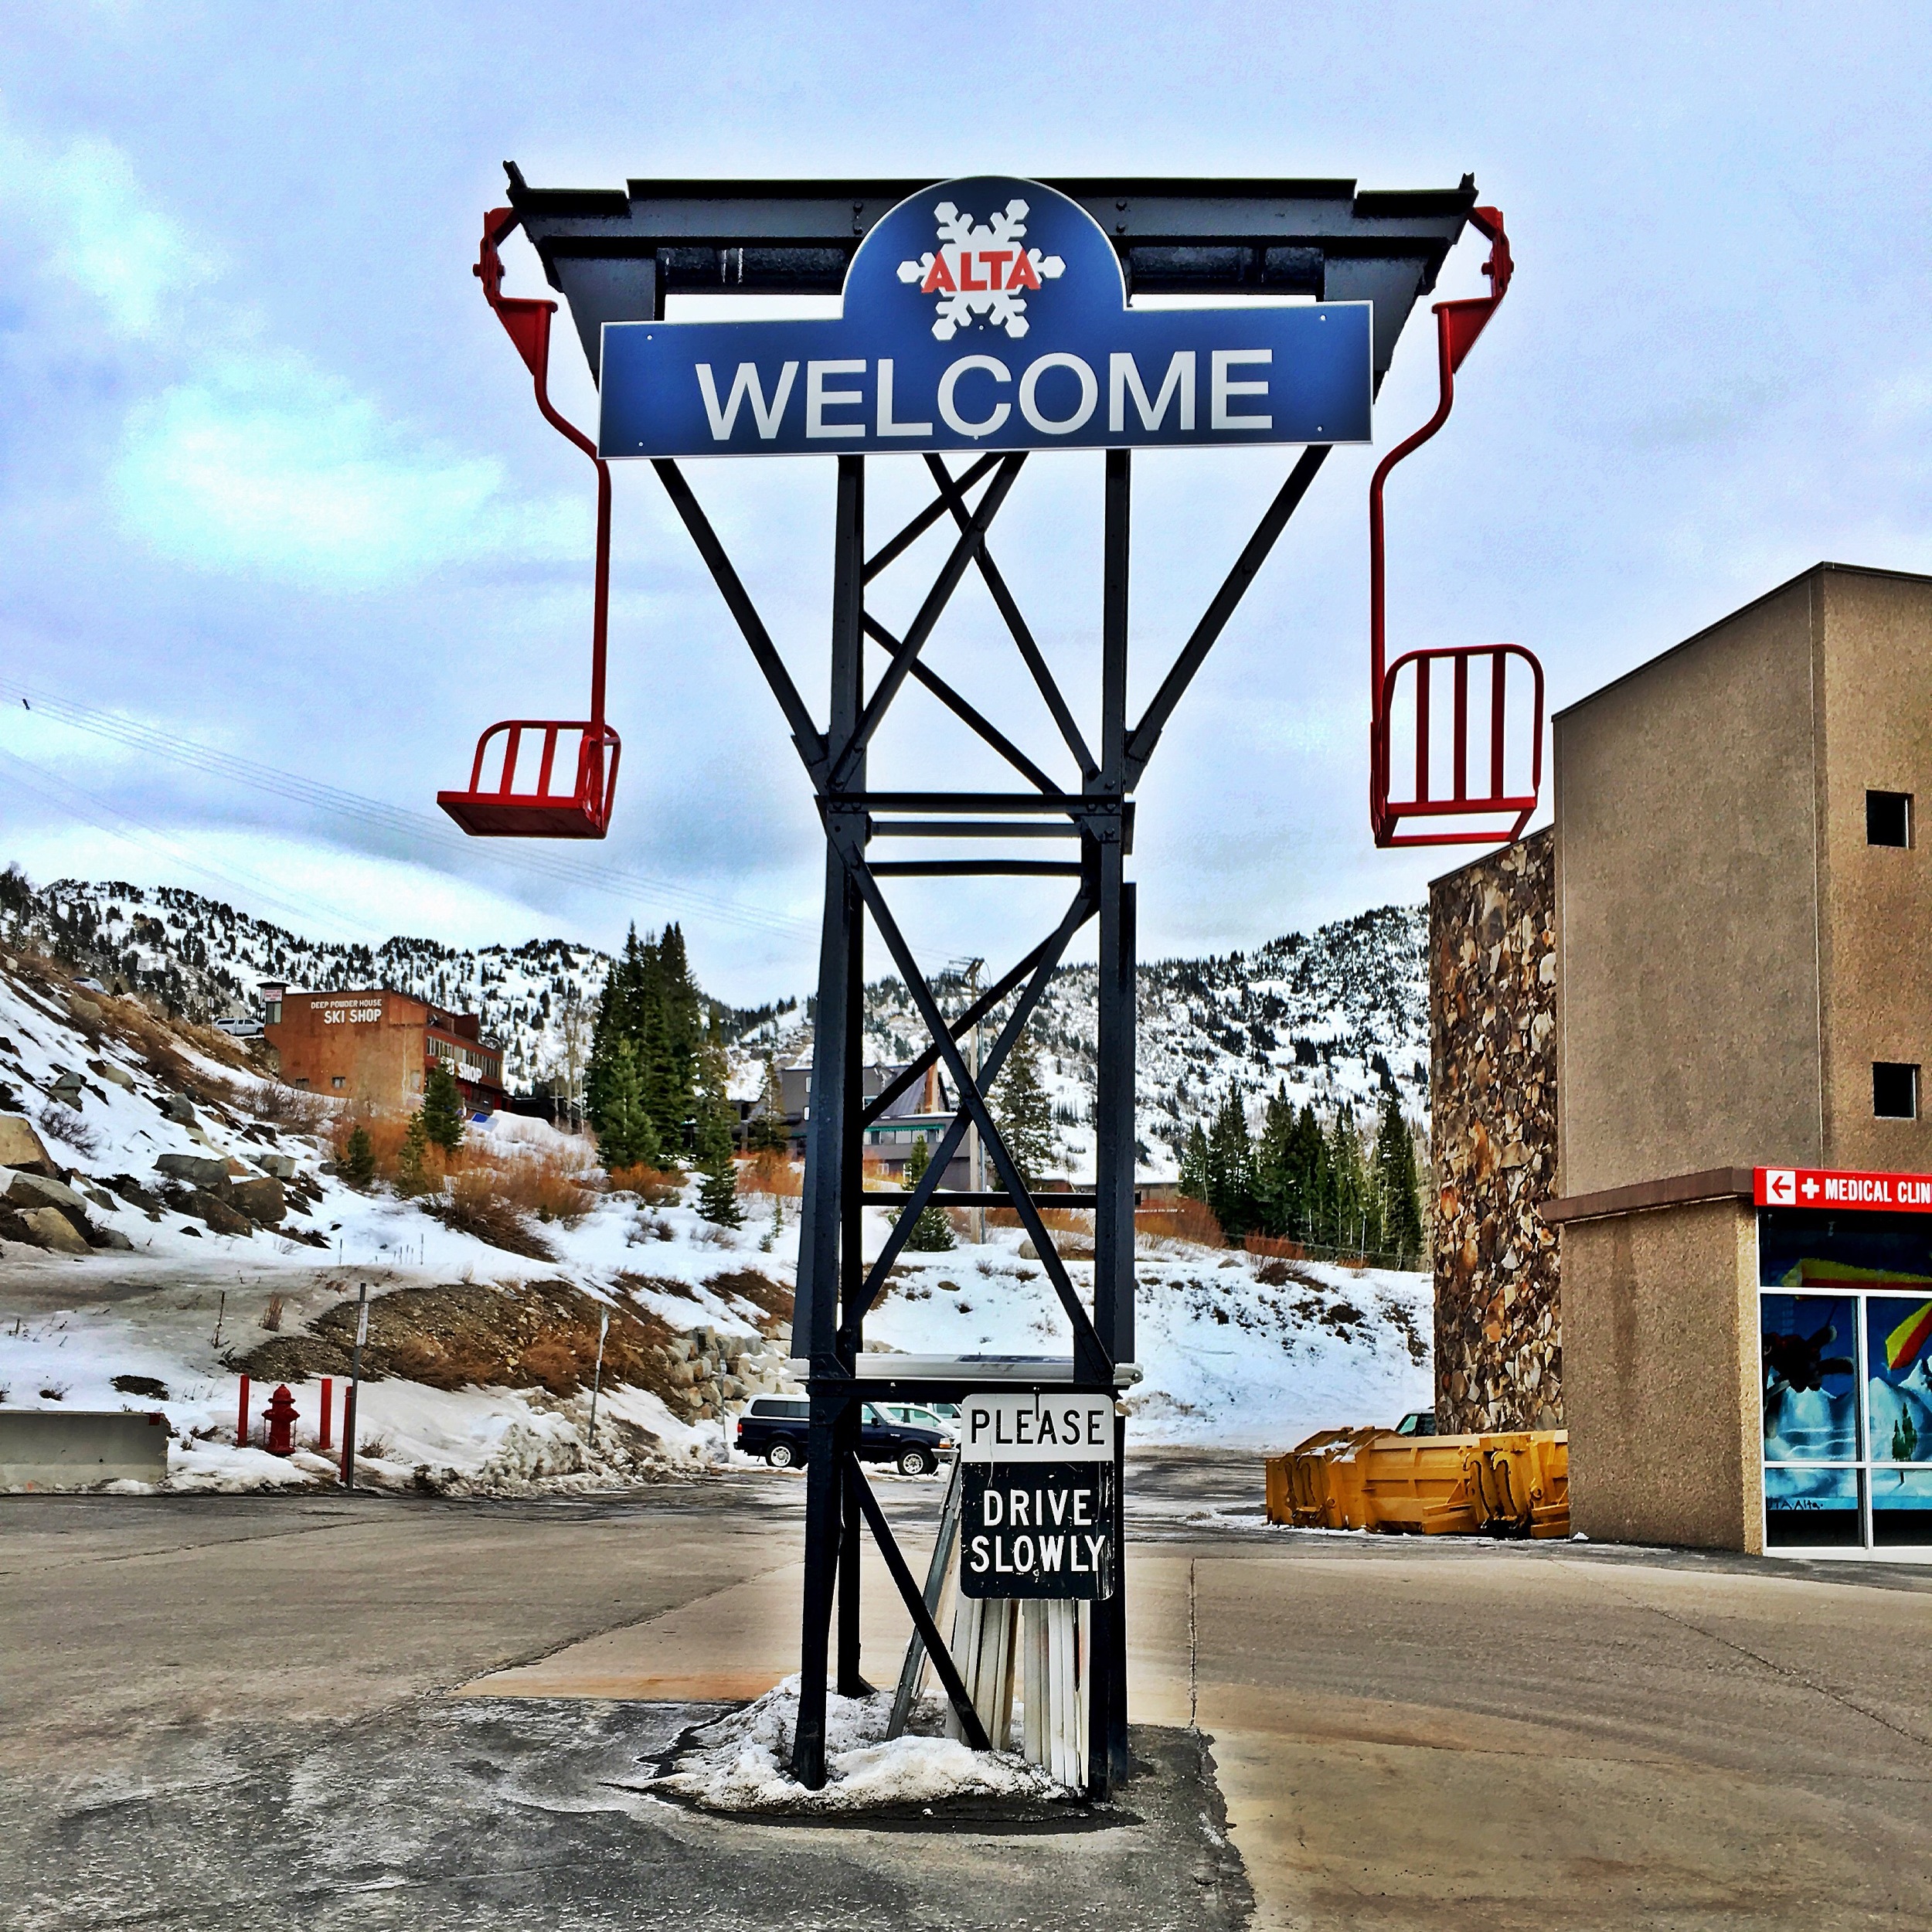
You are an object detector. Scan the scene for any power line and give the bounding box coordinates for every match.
[0,744,393,942]
[0,674,821,944]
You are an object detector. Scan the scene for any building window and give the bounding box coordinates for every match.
[331,1076,345,1090]
[1873,1063,1919,1120]
[1866,790,1912,847]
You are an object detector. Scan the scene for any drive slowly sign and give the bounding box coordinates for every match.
[959,1393,1116,1600]
[597,176,1372,458]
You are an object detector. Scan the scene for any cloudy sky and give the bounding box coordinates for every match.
[2,4,1930,1002]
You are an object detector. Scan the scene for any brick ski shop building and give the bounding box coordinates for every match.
[262,986,506,1115]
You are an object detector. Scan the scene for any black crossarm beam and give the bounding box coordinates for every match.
[1124,444,1331,784]
[861,616,1059,793]
[835,454,1026,787]
[923,454,1098,781]
[652,460,829,783]
[869,859,1084,878]
[846,886,1092,1332]
[845,1454,990,1750]
[859,904,1092,1129]
[842,846,1110,1381]
[864,454,1003,582]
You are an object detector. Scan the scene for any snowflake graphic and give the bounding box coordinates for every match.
[896,198,1065,341]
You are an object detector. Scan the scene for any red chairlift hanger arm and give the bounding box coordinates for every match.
[1368,207,1543,849]
[437,207,620,838]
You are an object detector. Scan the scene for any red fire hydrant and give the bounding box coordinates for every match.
[263,1383,300,1458]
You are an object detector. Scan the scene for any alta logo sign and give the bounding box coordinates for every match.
[597,175,1372,458]
[896,199,1064,340]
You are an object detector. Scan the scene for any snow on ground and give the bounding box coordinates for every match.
[861,1240,1430,1451]
[0,957,1430,1492]
[651,1677,1068,1814]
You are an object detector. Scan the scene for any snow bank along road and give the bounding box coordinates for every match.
[4,1456,1929,1930]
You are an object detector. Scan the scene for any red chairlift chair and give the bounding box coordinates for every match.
[437,207,621,838]
[1369,207,1543,849]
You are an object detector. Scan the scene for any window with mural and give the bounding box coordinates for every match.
[1760,1209,1932,1551]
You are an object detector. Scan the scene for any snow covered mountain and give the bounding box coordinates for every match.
[10,876,611,1097]
[843,905,1427,1179]
[5,876,1425,1162]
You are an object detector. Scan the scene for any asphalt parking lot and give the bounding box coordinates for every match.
[4,1452,1928,1930]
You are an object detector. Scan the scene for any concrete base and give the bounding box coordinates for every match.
[0,1410,169,1489]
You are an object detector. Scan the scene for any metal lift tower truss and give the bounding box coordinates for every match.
[490,168,1490,1795]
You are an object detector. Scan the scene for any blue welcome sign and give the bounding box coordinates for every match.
[597,175,1372,458]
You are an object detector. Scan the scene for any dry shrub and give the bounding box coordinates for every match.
[430,1170,556,1260]
[464,1145,596,1225]
[250,1080,332,1129]
[1243,1233,1307,1261]
[1137,1197,1224,1249]
[520,1331,600,1394]
[1036,1206,1092,1236]
[260,1294,285,1332]
[604,1163,684,1206]
[739,1151,802,1199]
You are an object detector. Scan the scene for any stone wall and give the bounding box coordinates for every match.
[1429,827,1561,1431]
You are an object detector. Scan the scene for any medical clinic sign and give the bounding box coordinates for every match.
[597,176,1371,457]
[1757,1166,1932,1211]
[959,1392,1116,1600]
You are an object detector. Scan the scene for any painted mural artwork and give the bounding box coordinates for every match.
[1757,1209,1932,1546]
[1760,1294,1859,1463]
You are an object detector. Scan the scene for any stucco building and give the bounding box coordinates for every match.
[1433,563,1932,1556]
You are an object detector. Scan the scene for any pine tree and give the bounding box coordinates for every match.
[596,1040,659,1172]
[1178,1121,1212,1204]
[1371,1093,1425,1268]
[422,1060,466,1154]
[341,1124,376,1188]
[1252,1084,1299,1238]
[1205,1090,1257,1240]
[992,1026,1057,1187]
[902,1134,955,1250]
[746,1056,788,1154]
[1323,1106,1370,1256]
[396,1111,430,1196]
[693,1011,742,1226]
[695,1112,742,1226]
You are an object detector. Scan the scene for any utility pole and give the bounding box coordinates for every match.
[961,959,985,1245]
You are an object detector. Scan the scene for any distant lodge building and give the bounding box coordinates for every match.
[1434,563,1932,1558]
[750,1062,971,1185]
[262,985,506,1115]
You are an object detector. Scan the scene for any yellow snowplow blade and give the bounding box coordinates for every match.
[1264,1426,1568,1537]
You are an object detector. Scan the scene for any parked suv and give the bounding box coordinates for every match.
[735,1397,953,1475]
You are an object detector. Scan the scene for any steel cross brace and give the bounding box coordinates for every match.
[648,438,1330,1798]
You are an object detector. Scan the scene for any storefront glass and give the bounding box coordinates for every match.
[1759,1211,1932,1553]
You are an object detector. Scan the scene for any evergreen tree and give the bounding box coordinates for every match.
[695,1112,742,1226]
[1322,1106,1372,1256]
[1205,1090,1257,1240]
[584,922,706,1156]
[1178,1121,1212,1204]
[1291,1113,1337,1244]
[1252,1083,1300,1239]
[396,1111,430,1196]
[421,1060,466,1154]
[341,1124,376,1188]
[693,1012,742,1225]
[596,1040,659,1172]
[901,1134,956,1250]
[648,923,704,1150]
[1372,1093,1426,1268]
[992,1026,1056,1186]
[746,1056,788,1154]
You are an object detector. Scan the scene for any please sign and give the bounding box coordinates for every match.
[959,1392,1116,1600]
